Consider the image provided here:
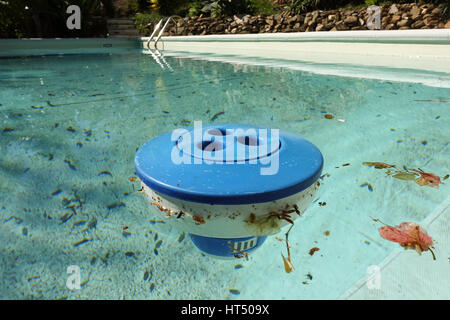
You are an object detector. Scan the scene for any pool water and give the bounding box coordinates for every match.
[0,51,448,299]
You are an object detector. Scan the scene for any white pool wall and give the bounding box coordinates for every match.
[141,29,450,74]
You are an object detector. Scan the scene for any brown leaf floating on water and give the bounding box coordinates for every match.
[392,172,418,181]
[281,253,294,273]
[363,162,396,169]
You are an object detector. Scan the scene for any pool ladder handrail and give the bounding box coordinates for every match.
[146,15,183,50]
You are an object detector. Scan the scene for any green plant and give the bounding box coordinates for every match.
[284,1,366,14]
[134,11,164,35]
[250,0,277,15]
[196,0,255,17]
[188,1,204,17]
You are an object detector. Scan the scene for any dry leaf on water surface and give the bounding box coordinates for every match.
[376,220,435,260]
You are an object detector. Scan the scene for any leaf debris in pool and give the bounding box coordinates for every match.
[309,247,320,256]
[73,237,92,247]
[51,189,62,196]
[229,289,240,295]
[107,201,125,210]
[362,162,395,169]
[143,270,152,281]
[211,111,225,122]
[155,240,163,249]
[122,230,131,238]
[59,212,73,225]
[98,171,113,177]
[234,264,244,270]
[360,182,373,192]
[64,159,76,171]
[150,219,165,224]
[87,217,97,230]
[73,220,87,227]
[177,232,185,243]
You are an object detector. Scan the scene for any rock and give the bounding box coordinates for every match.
[215,23,225,32]
[431,7,442,16]
[389,5,399,15]
[274,14,283,23]
[287,16,298,24]
[315,24,325,31]
[167,3,447,36]
[397,19,411,28]
[344,15,358,26]
[266,17,275,26]
[391,14,401,23]
[233,14,244,24]
[324,22,335,30]
[410,6,420,17]
[335,20,349,30]
[411,20,425,29]
[424,16,438,26]
[311,10,320,22]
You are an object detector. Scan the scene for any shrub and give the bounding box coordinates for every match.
[134,11,164,35]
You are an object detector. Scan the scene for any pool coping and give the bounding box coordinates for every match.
[150,29,450,44]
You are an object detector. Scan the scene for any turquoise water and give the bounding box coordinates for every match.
[0,51,449,299]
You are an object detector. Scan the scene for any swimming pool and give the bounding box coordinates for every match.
[0,46,449,299]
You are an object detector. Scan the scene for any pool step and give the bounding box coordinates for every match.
[107,18,141,38]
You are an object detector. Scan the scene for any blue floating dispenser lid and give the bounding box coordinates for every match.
[135,123,323,205]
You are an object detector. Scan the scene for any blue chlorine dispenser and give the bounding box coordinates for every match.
[135,123,323,259]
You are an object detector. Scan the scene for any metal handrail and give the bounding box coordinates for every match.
[146,18,163,49]
[146,15,183,50]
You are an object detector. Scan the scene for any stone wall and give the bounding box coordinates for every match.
[154,3,450,36]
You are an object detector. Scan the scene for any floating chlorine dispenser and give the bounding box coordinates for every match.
[135,124,323,259]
